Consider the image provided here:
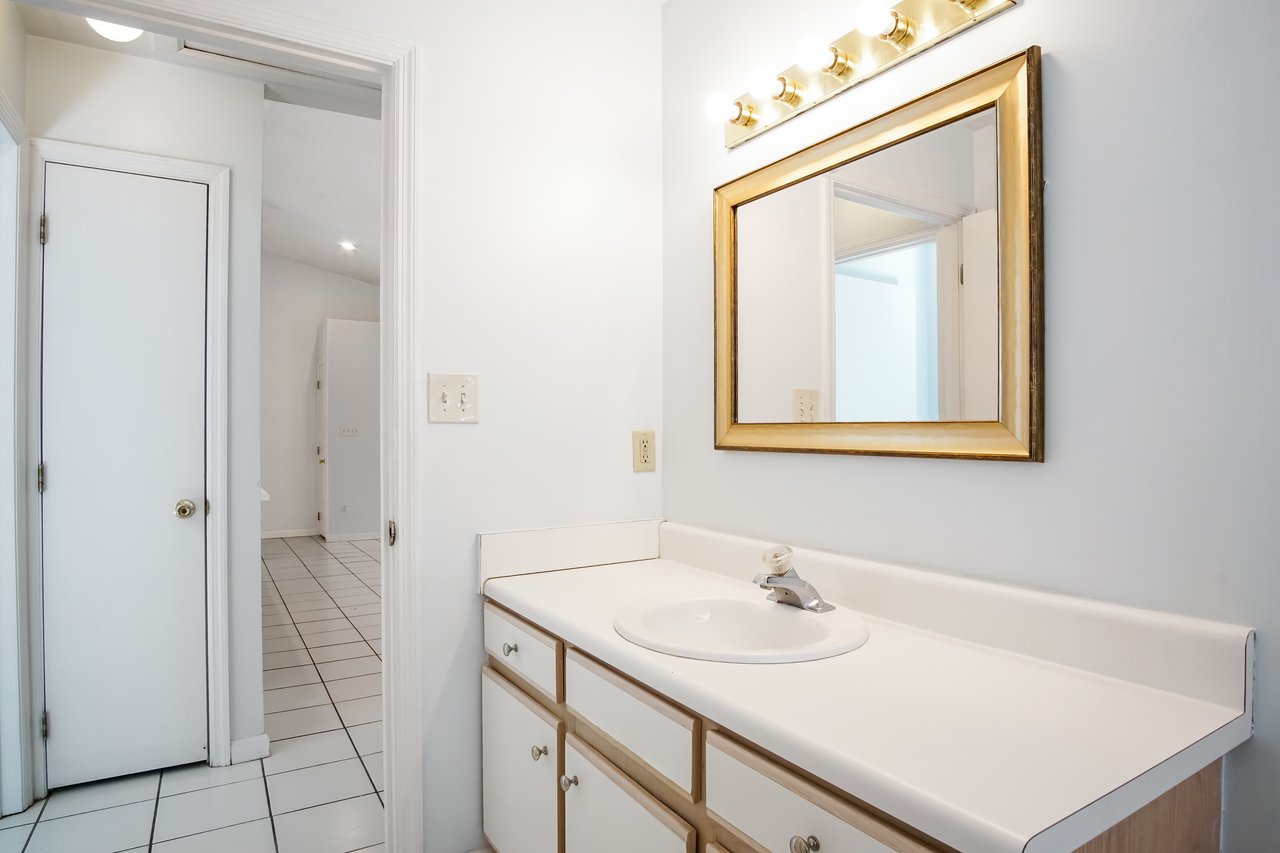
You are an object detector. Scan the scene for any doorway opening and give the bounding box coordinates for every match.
[1,2,420,851]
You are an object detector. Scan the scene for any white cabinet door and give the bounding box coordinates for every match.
[481,668,561,853]
[563,734,693,853]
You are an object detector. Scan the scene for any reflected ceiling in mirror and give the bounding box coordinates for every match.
[737,109,998,424]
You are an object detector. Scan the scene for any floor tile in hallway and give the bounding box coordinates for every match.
[0,536,384,853]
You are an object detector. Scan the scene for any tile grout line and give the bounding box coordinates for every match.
[270,537,383,808]
[258,739,280,853]
[16,794,48,853]
[146,770,162,851]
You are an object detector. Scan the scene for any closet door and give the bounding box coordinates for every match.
[482,667,562,853]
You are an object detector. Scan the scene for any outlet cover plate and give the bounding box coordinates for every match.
[632,430,656,473]
[429,373,479,423]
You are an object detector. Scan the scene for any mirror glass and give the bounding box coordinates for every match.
[736,108,999,424]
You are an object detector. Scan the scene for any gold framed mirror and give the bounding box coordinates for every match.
[714,48,1043,461]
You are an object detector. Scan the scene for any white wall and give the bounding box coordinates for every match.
[25,36,267,746]
[148,0,664,848]
[662,1,1280,850]
[317,319,380,540]
[0,1,24,121]
[261,253,377,536]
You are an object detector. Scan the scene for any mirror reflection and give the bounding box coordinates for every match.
[736,108,999,424]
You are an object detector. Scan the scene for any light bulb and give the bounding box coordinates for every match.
[796,39,835,72]
[853,1,896,37]
[339,240,356,252]
[748,70,784,101]
[86,17,144,43]
[703,94,739,124]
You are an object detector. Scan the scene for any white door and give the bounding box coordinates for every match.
[41,161,209,788]
[481,668,560,853]
[316,360,328,537]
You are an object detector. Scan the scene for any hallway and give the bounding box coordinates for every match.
[0,536,384,853]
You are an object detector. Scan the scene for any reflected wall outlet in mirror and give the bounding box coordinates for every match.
[428,373,479,423]
[792,389,819,423]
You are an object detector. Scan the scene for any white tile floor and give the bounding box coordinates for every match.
[0,536,385,853]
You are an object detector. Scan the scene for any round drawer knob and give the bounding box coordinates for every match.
[789,836,820,853]
[502,642,518,657]
[530,745,548,762]
[559,774,579,792]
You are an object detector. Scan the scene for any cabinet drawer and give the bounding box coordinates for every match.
[706,732,937,853]
[565,649,698,798]
[481,668,562,853]
[563,734,694,853]
[484,602,562,703]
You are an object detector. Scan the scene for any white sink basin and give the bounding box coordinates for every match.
[614,596,869,664]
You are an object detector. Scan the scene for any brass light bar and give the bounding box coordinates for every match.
[720,0,1017,148]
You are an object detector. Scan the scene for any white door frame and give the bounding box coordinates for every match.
[0,77,32,819]
[29,137,231,775]
[16,3,421,851]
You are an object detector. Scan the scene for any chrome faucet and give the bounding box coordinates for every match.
[753,546,834,613]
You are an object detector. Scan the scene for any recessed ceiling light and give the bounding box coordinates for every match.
[339,241,357,252]
[85,18,145,43]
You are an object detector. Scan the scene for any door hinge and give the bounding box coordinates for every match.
[316,445,321,455]
[39,214,47,246]
[316,380,321,389]
[387,520,397,547]
[37,462,46,493]
[41,710,48,740]
[316,511,321,521]
[959,263,965,286]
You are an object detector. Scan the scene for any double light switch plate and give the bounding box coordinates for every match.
[429,373,479,423]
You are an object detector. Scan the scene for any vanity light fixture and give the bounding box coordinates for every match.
[713,0,1020,147]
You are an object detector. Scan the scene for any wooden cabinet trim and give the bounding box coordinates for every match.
[707,730,941,853]
[567,647,697,731]
[567,733,696,852]
[485,601,560,650]
[482,666,563,731]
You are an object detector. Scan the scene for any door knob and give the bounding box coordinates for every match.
[530,745,548,762]
[559,774,578,792]
[502,642,518,657]
[175,499,197,519]
[319,458,326,464]
[789,835,820,853]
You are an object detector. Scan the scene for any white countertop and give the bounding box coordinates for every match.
[484,558,1249,853]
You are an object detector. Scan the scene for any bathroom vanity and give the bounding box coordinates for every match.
[477,522,1253,853]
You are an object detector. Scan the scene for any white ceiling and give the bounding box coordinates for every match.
[262,101,381,285]
[21,6,383,285]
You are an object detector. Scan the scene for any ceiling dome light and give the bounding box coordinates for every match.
[85,17,144,43]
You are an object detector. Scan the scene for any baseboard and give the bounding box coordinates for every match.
[263,528,319,539]
[231,733,270,763]
[321,531,380,543]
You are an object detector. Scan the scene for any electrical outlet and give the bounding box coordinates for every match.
[339,426,359,437]
[632,430,656,473]
[792,388,819,423]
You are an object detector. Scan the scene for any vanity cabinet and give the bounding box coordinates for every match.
[562,734,695,853]
[481,667,563,853]
[481,598,1223,853]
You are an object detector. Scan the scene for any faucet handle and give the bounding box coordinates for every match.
[762,545,794,575]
